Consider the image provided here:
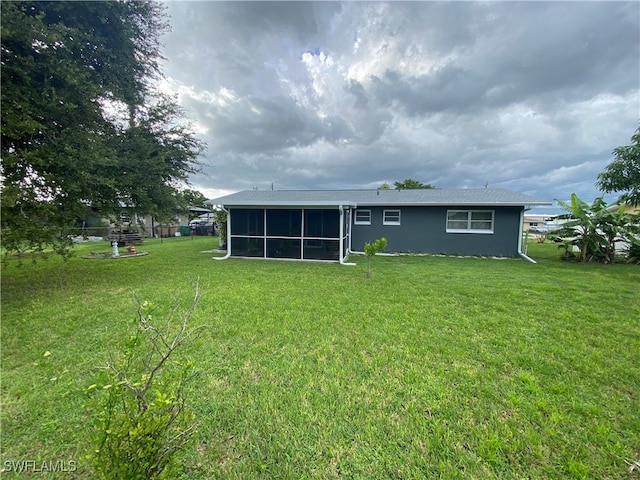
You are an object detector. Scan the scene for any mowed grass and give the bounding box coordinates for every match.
[1,237,639,479]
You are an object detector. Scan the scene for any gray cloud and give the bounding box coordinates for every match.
[160,1,639,206]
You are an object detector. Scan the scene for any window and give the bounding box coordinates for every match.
[446,210,494,233]
[383,209,401,225]
[354,209,371,225]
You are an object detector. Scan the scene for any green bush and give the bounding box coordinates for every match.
[87,289,203,479]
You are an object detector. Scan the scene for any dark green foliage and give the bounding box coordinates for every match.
[597,128,640,205]
[87,289,203,479]
[393,178,434,189]
[1,1,204,258]
[181,189,210,210]
[626,242,640,265]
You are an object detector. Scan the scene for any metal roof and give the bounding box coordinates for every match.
[209,188,551,207]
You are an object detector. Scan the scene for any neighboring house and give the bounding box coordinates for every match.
[523,214,562,233]
[606,201,640,215]
[208,188,551,263]
[77,207,191,239]
[116,211,191,238]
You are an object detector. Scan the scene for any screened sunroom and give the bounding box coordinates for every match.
[228,207,351,261]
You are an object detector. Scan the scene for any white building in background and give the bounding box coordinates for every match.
[523,214,563,233]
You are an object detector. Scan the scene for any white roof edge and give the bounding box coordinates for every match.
[214,200,357,207]
[354,201,553,207]
[214,201,552,207]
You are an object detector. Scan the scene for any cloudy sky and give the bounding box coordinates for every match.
[159,1,639,210]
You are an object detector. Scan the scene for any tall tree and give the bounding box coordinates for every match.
[1,1,204,257]
[178,188,209,221]
[180,189,209,210]
[596,128,640,205]
[393,178,434,189]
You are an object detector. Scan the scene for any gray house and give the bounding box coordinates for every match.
[208,188,551,263]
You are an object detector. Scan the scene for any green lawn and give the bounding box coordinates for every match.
[1,237,639,479]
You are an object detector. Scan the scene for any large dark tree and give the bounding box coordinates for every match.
[597,127,640,206]
[1,1,204,256]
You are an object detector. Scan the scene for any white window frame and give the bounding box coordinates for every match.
[354,209,371,225]
[383,209,401,225]
[446,210,494,234]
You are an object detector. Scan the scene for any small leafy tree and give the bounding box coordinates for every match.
[364,237,387,278]
[87,285,204,479]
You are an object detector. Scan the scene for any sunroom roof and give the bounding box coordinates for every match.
[209,188,551,207]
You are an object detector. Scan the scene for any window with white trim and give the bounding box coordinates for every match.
[383,209,401,225]
[354,209,371,225]
[446,210,494,233]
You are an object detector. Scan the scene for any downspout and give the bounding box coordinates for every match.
[348,204,365,255]
[518,207,536,263]
[348,206,353,254]
[213,205,231,260]
[338,204,356,266]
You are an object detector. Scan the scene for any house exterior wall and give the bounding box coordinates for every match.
[351,205,524,257]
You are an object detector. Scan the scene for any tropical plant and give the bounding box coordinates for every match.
[625,242,640,264]
[556,193,639,263]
